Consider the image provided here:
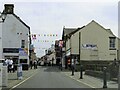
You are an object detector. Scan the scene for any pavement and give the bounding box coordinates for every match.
[1,66,119,89]
[2,67,39,90]
[61,68,118,89]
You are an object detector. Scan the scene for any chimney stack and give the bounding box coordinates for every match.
[4,4,14,14]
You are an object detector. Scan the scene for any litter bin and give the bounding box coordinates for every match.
[17,64,22,80]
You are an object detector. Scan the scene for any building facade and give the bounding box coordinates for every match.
[62,20,119,69]
[0,4,31,70]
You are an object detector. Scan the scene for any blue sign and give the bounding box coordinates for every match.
[19,48,27,56]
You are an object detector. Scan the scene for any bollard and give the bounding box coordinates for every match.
[80,65,83,79]
[103,67,107,88]
[71,65,74,76]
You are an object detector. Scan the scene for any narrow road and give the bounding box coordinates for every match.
[12,66,93,89]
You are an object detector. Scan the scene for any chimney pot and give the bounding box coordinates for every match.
[4,4,14,14]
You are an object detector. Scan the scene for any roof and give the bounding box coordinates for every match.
[62,20,116,40]
[13,14,30,30]
[69,26,85,35]
[63,28,77,36]
[62,27,77,40]
[1,12,30,30]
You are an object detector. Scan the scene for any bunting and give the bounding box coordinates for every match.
[33,40,55,43]
[31,34,58,37]
[32,34,37,40]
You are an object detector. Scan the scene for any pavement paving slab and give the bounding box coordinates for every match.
[1,66,119,90]
[2,68,39,90]
[61,69,118,90]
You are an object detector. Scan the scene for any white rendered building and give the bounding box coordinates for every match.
[0,4,30,70]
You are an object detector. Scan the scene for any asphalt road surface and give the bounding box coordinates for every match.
[11,66,94,89]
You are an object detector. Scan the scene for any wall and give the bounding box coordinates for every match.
[79,21,117,61]
[71,31,79,55]
[2,14,29,63]
[66,38,71,56]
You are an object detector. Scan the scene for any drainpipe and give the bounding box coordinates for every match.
[79,32,81,64]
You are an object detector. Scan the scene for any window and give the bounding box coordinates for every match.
[109,37,116,50]
[21,40,25,48]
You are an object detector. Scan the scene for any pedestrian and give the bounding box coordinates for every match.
[52,58,54,66]
[71,57,75,75]
[8,58,13,73]
[5,58,9,72]
[74,57,77,72]
[67,58,71,70]
[33,60,37,69]
[30,60,33,69]
[3,59,7,66]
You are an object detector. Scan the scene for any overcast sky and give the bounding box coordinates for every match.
[0,0,119,57]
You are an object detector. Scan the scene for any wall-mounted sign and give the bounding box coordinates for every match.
[82,44,97,49]
[19,48,28,56]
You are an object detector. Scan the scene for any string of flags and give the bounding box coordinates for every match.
[16,33,59,40]
[33,40,55,43]
[31,34,58,40]
[35,47,49,50]
[16,33,58,36]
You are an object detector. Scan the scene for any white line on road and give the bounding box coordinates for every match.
[9,70,39,90]
[65,74,95,88]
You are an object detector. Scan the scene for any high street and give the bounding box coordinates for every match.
[1,66,118,90]
[11,66,91,89]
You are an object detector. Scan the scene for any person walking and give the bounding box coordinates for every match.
[30,60,33,69]
[71,57,75,75]
[52,58,54,66]
[8,58,13,73]
[33,60,37,69]
[3,59,8,66]
[67,58,71,70]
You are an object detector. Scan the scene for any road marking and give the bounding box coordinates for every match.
[9,70,39,90]
[65,73,95,88]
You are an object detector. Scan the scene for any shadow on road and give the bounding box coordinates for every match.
[40,65,76,73]
[42,66,61,72]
